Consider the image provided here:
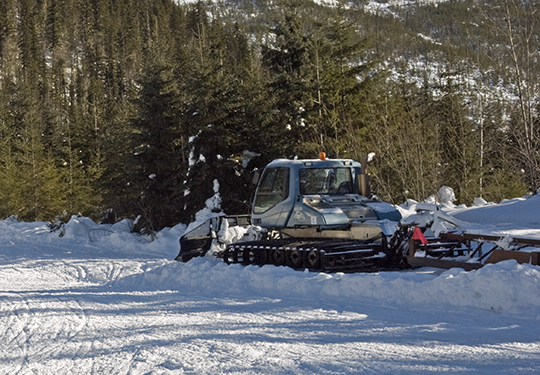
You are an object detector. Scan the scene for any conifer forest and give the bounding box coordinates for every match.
[0,0,538,232]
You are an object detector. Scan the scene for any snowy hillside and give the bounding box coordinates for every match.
[363,0,450,16]
[1,194,540,374]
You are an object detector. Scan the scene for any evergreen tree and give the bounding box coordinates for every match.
[0,79,18,218]
[129,56,185,233]
[180,7,261,221]
[261,0,313,158]
[307,1,377,160]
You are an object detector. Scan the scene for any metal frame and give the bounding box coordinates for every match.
[408,231,540,270]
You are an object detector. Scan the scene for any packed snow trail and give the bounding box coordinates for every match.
[0,217,540,374]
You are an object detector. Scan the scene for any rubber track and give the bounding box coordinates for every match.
[223,238,401,272]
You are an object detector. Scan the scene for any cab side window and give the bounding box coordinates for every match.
[253,168,289,214]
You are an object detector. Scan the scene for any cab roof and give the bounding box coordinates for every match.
[266,158,362,169]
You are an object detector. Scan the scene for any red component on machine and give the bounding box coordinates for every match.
[412,226,428,245]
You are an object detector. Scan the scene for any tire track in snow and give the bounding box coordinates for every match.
[0,257,163,374]
[0,292,92,374]
[0,258,113,374]
[1,294,31,374]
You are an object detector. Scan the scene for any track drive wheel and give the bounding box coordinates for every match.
[270,248,285,266]
[304,249,320,269]
[288,249,304,269]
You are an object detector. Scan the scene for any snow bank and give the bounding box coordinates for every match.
[123,256,540,320]
[449,194,540,226]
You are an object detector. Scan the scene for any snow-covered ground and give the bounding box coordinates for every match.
[2,192,540,374]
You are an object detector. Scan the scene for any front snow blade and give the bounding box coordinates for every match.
[176,216,223,262]
[176,214,252,262]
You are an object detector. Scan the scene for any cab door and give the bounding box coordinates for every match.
[252,167,291,228]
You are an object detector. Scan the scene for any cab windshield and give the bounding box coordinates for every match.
[299,167,353,195]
